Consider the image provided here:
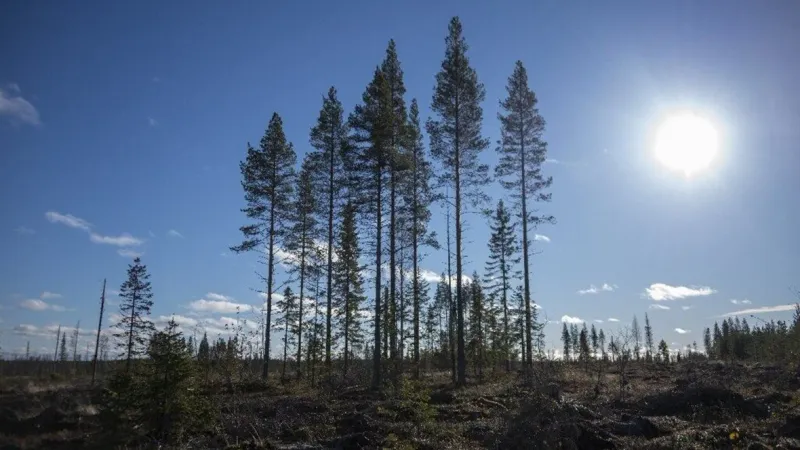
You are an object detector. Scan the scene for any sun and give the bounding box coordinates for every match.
[654,113,719,176]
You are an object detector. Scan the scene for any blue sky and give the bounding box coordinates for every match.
[2,1,799,357]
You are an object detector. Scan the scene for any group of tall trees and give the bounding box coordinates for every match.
[231,17,554,388]
[703,309,800,363]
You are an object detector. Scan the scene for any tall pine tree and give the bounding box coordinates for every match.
[309,87,349,371]
[350,68,393,389]
[114,257,155,373]
[231,113,296,380]
[495,61,554,370]
[402,99,437,378]
[285,156,321,378]
[428,16,491,386]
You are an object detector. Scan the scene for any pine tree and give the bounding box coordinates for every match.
[334,201,366,377]
[402,99,437,379]
[561,323,571,361]
[579,324,590,362]
[485,200,520,372]
[468,272,485,379]
[590,324,599,358]
[115,257,155,373]
[379,40,409,371]
[275,286,298,380]
[285,156,321,379]
[495,60,554,370]
[428,17,491,386]
[231,113,297,380]
[570,323,580,357]
[309,87,349,372]
[644,313,654,362]
[350,68,393,389]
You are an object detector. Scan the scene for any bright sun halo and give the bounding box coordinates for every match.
[654,113,718,176]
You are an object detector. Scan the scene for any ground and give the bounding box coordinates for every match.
[2,360,800,449]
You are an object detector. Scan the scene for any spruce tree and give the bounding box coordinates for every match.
[468,272,485,379]
[197,332,209,362]
[428,16,491,385]
[579,324,590,362]
[231,113,296,380]
[350,67,393,389]
[590,324,599,358]
[644,313,654,362]
[285,156,321,378]
[703,327,712,357]
[309,87,349,371]
[60,334,68,362]
[402,99,437,379]
[570,324,579,357]
[114,257,155,373]
[485,200,520,371]
[599,329,607,360]
[334,201,366,377]
[658,339,670,363]
[495,60,554,369]
[561,323,571,361]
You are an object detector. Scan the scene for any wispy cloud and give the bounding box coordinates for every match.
[730,299,752,305]
[722,304,796,317]
[0,84,40,126]
[534,234,551,243]
[40,291,61,300]
[561,315,584,324]
[650,304,671,310]
[577,283,616,295]
[14,226,35,235]
[19,298,66,312]
[607,318,620,322]
[90,232,143,247]
[681,305,694,311]
[188,293,256,314]
[45,211,91,231]
[674,328,690,334]
[644,283,716,301]
[148,117,157,127]
[167,229,184,238]
[545,158,559,164]
[118,248,143,258]
[594,319,604,323]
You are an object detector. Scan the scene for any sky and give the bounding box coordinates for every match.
[2,1,799,358]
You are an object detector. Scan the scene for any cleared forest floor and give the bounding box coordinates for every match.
[2,360,800,449]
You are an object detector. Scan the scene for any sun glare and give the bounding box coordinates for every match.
[654,113,718,176]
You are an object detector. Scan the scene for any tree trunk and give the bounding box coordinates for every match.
[264,195,276,380]
[326,138,335,371]
[371,162,383,390]
[92,280,106,386]
[297,227,307,380]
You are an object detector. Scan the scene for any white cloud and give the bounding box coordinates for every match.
[13,324,39,335]
[14,226,35,235]
[148,117,157,127]
[730,299,752,305]
[0,85,40,125]
[40,291,61,300]
[534,234,551,243]
[577,283,616,295]
[674,328,690,334]
[681,305,694,311]
[722,304,796,317]
[167,229,184,238]
[650,304,671,310]
[206,292,233,302]
[189,298,252,314]
[644,283,716,301]
[90,232,143,247]
[545,158,559,164]
[561,315,584,324]
[45,211,91,231]
[607,318,620,322]
[117,248,143,258]
[594,319,604,323]
[420,269,441,283]
[19,298,66,312]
